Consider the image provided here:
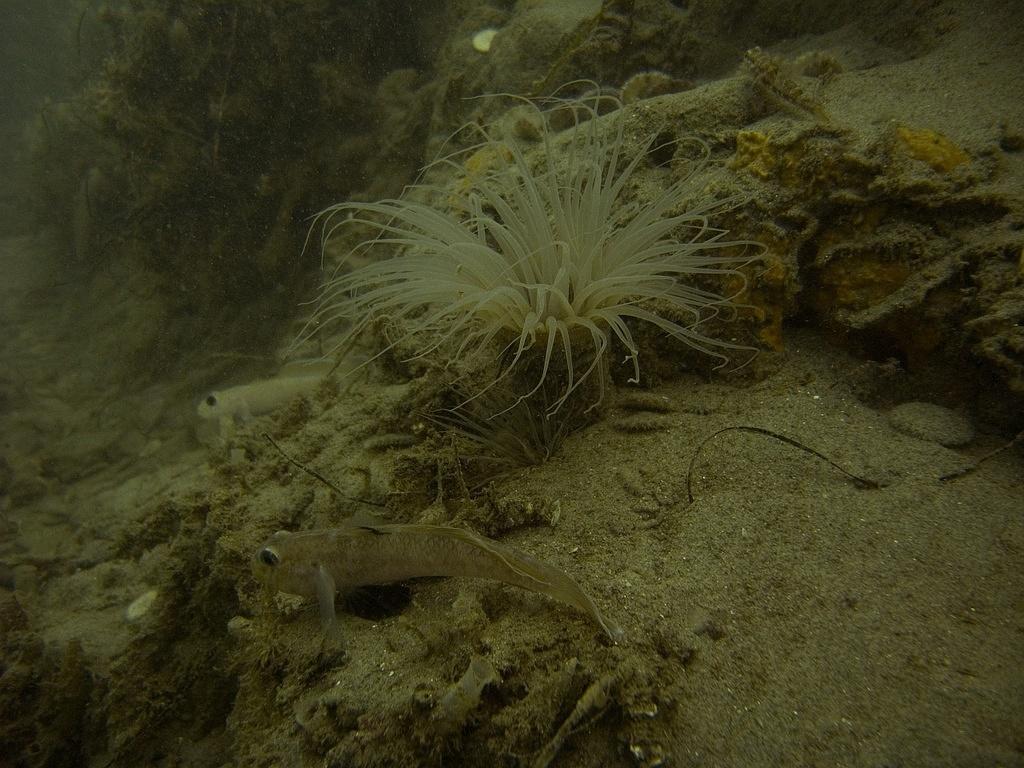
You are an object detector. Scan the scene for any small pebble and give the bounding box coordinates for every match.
[125,589,158,622]
[887,402,974,446]
[472,28,499,53]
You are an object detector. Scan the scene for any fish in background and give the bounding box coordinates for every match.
[195,360,339,444]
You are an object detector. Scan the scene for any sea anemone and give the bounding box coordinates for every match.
[428,379,591,480]
[296,88,762,413]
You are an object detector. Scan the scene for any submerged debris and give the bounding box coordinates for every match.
[433,656,500,733]
[744,46,830,121]
[532,673,618,768]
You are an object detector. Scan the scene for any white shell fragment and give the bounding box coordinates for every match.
[472,28,499,53]
[125,589,158,622]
